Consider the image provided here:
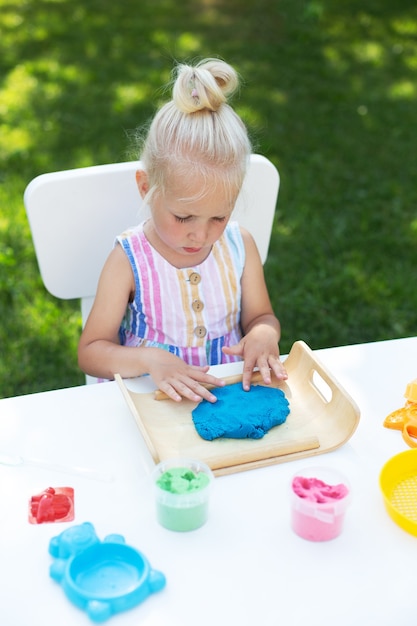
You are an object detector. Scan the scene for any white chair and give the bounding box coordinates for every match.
[24,154,280,382]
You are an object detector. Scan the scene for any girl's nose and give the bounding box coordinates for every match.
[189,223,208,244]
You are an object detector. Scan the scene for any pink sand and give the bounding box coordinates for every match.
[291,476,349,541]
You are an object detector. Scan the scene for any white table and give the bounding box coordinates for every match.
[1,337,416,626]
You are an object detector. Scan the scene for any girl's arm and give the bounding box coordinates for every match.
[78,245,224,402]
[77,244,143,379]
[222,227,288,390]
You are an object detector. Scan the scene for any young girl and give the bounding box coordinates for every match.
[78,58,287,403]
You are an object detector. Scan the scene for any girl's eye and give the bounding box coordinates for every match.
[174,215,227,223]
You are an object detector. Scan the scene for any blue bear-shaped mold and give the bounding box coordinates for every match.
[49,522,166,622]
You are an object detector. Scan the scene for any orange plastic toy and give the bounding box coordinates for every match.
[384,379,417,447]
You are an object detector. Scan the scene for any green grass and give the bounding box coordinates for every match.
[1,0,417,398]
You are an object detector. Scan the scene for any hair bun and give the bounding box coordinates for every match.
[173,58,239,114]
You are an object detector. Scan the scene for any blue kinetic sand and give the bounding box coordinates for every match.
[48,522,166,622]
[192,382,290,440]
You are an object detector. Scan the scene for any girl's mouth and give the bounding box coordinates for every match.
[183,247,202,253]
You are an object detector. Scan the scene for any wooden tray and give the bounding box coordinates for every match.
[116,341,360,476]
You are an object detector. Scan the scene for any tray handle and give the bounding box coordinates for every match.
[285,341,360,419]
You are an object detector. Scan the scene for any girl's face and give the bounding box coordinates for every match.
[138,170,238,267]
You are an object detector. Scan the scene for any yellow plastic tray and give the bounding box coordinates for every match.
[380,449,417,536]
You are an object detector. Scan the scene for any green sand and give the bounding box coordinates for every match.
[156,467,210,532]
[156,467,210,494]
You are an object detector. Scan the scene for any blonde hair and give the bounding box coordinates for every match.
[139,58,252,203]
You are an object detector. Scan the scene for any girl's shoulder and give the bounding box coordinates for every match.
[116,221,146,242]
[227,221,257,249]
[223,219,243,243]
[224,220,256,243]
[216,220,246,267]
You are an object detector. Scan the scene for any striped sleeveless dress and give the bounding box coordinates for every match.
[116,220,245,366]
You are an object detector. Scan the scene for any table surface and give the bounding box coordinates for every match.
[1,336,417,626]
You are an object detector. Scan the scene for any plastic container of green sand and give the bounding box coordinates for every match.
[152,458,214,531]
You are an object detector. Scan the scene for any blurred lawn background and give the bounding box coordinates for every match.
[1,0,417,398]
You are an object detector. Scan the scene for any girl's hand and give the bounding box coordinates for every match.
[147,351,225,403]
[222,324,288,391]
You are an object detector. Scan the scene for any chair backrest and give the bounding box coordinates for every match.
[24,153,279,329]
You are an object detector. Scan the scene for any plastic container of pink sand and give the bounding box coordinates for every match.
[290,467,350,541]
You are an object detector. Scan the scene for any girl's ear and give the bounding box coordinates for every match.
[135,170,149,199]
